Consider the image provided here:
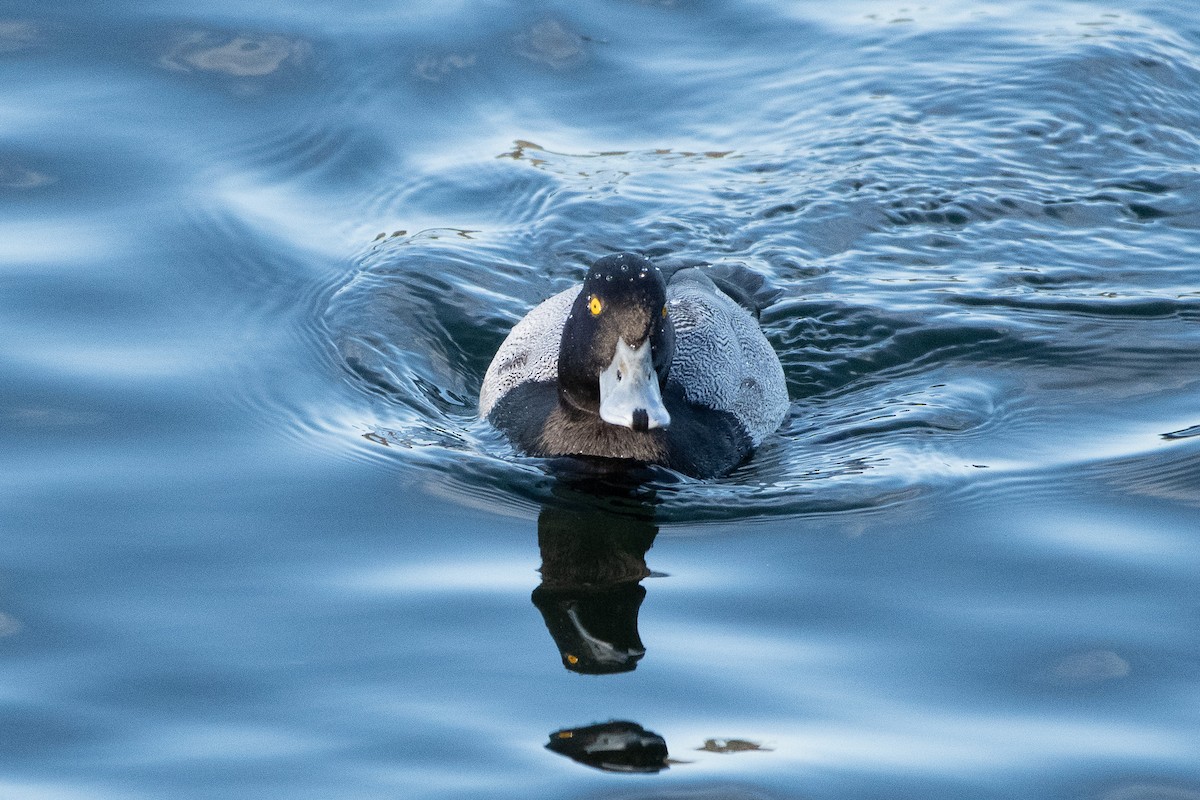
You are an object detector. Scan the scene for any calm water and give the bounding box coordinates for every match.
[3,0,1200,797]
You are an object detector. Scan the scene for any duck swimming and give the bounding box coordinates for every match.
[479,252,788,478]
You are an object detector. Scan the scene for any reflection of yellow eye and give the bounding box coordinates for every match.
[662,305,668,318]
[589,296,603,316]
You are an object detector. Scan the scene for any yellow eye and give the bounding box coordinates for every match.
[662,304,668,318]
[589,296,603,316]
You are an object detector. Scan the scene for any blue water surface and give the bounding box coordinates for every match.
[3,0,1200,798]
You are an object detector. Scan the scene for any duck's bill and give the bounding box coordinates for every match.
[599,338,671,432]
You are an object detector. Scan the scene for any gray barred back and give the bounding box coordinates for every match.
[479,285,578,419]
[665,269,788,446]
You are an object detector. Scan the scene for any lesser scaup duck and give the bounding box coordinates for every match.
[479,252,788,477]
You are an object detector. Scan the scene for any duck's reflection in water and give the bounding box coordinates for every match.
[531,471,660,674]
[546,720,669,773]
[533,468,672,772]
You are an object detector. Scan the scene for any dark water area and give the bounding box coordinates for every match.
[3,0,1200,797]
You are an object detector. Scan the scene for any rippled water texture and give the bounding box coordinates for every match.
[3,1,1200,798]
